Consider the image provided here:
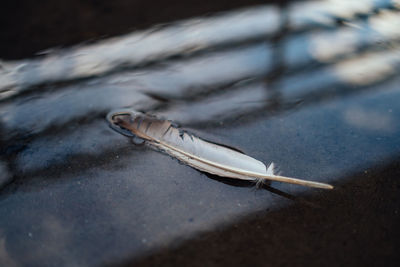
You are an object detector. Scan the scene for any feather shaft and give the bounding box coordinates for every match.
[158,141,333,189]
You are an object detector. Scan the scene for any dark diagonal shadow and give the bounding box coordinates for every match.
[110,157,400,267]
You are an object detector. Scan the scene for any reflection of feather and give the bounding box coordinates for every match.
[107,110,333,189]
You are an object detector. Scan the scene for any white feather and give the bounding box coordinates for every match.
[107,110,333,189]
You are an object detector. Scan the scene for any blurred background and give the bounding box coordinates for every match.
[0,0,400,266]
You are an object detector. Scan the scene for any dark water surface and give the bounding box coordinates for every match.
[1,0,400,266]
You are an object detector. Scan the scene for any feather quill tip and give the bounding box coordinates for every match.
[257,162,334,190]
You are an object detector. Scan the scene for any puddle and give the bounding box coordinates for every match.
[0,0,400,266]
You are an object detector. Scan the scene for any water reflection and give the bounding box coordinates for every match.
[0,0,400,266]
[0,0,396,98]
[333,49,400,85]
[344,106,395,132]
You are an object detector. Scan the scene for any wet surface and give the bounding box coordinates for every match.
[127,159,400,267]
[1,0,400,266]
[1,0,287,60]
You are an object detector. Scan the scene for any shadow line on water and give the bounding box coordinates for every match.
[111,156,400,267]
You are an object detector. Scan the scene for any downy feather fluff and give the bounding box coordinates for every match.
[107,109,333,189]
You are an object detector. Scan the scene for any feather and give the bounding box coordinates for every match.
[107,109,333,190]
